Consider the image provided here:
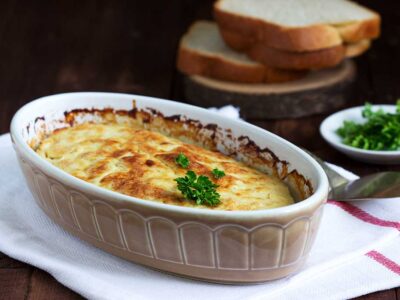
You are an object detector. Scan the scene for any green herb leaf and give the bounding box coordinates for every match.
[336,101,400,151]
[174,171,221,206]
[175,153,189,168]
[212,168,225,179]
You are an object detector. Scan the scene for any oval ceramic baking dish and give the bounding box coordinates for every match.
[10,92,329,283]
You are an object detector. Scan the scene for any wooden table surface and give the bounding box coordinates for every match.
[0,0,399,299]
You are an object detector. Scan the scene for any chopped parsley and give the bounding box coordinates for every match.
[336,101,400,151]
[175,153,189,168]
[212,168,225,179]
[175,171,221,206]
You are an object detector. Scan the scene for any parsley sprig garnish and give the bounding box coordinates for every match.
[175,171,221,206]
[174,154,224,206]
[336,101,400,151]
[212,168,225,179]
[175,153,189,168]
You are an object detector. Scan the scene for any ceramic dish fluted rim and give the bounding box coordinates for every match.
[11,92,329,219]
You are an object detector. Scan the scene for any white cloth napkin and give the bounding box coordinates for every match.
[0,106,399,300]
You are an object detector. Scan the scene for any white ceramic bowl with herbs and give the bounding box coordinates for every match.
[11,92,329,283]
[320,103,400,164]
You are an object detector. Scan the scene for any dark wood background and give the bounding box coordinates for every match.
[0,0,399,299]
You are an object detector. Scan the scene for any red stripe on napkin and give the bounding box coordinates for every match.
[366,251,400,275]
[327,200,400,230]
[328,201,400,275]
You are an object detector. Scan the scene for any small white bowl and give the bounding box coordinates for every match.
[320,104,400,164]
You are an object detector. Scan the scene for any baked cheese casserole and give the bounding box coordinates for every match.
[36,123,294,210]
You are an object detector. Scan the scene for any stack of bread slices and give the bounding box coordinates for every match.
[177,0,380,84]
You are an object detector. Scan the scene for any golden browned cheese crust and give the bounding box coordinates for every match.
[36,123,294,210]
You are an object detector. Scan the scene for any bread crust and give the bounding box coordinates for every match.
[218,27,255,51]
[336,17,381,43]
[345,39,371,58]
[214,0,380,52]
[220,28,370,70]
[249,44,345,70]
[177,47,306,83]
[220,28,345,70]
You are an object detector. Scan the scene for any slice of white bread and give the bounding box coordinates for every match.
[214,0,380,52]
[177,21,306,83]
[220,28,371,70]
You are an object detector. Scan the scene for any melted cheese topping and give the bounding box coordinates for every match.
[36,123,294,210]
